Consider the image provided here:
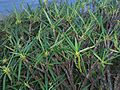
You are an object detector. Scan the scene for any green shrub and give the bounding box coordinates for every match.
[0,0,120,90]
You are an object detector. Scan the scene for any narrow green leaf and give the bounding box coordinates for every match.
[64,33,75,51]
[79,45,95,53]
[92,50,102,62]
[50,39,64,49]
[75,37,78,51]
[43,9,52,26]
[18,60,22,81]
[3,75,6,90]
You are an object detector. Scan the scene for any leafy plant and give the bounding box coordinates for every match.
[0,0,119,90]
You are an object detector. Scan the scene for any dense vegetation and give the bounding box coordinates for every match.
[0,0,120,90]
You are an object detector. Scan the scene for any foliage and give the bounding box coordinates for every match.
[0,0,120,90]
